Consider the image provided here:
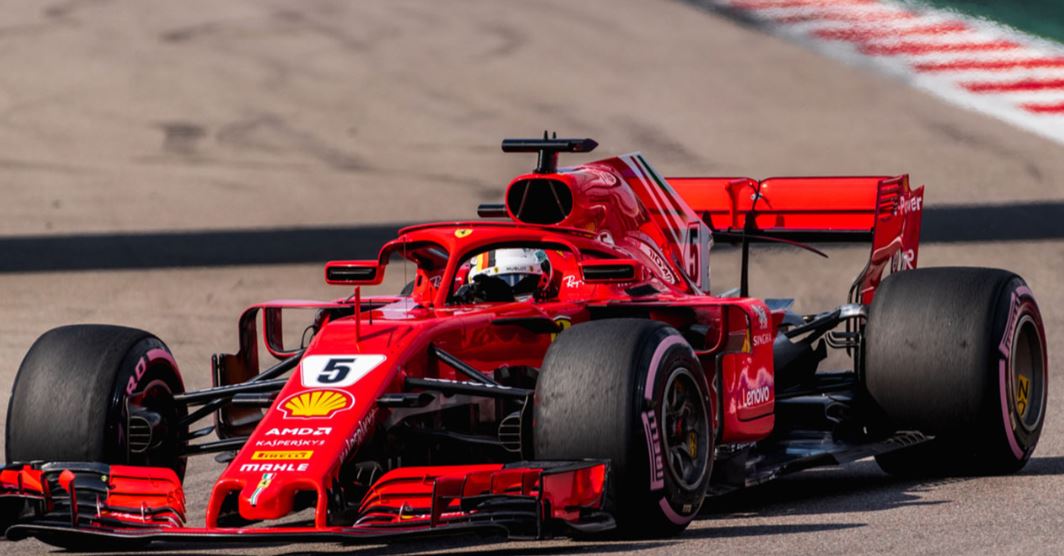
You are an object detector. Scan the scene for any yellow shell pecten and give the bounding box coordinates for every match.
[282,389,351,418]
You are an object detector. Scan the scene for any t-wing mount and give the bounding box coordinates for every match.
[501,133,598,174]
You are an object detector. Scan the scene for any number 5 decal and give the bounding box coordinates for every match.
[300,355,386,388]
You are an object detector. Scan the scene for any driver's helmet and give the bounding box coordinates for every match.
[469,248,550,298]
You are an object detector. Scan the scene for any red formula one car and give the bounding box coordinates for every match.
[0,137,1049,549]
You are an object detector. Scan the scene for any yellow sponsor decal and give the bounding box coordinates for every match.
[1016,375,1031,417]
[454,228,473,238]
[550,316,573,342]
[279,389,354,419]
[251,450,314,461]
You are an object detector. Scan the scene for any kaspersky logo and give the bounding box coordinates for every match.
[277,389,354,419]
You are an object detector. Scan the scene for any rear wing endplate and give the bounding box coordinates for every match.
[668,175,924,304]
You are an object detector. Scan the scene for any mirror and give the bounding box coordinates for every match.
[324,260,384,285]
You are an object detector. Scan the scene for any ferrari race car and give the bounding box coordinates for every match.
[0,137,1048,549]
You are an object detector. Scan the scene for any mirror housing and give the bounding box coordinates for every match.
[579,259,643,283]
[263,307,320,358]
[324,260,384,285]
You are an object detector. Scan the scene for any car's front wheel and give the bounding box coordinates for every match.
[534,319,714,537]
[6,325,188,476]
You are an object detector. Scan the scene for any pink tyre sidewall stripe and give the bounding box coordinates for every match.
[997,286,1045,461]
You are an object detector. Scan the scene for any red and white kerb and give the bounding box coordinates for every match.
[705,0,1064,144]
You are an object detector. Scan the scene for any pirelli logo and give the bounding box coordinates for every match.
[250,450,314,461]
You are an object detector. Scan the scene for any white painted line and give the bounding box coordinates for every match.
[943,68,1064,84]
[859,30,1004,47]
[902,50,1054,65]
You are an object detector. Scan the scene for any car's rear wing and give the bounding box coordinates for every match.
[667,175,924,304]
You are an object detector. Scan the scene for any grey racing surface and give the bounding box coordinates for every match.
[2,0,1063,554]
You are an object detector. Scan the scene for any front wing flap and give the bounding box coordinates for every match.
[0,460,611,549]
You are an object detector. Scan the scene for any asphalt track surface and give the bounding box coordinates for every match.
[1,0,1064,554]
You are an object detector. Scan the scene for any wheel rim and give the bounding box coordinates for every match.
[1010,315,1045,433]
[662,367,710,491]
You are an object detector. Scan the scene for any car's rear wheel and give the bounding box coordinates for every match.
[863,267,1047,476]
[534,319,714,537]
[6,325,188,476]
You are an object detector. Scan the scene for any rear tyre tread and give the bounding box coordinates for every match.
[864,267,1047,478]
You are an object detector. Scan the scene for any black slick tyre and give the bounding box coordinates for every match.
[6,325,188,477]
[534,319,714,537]
[864,268,1047,476]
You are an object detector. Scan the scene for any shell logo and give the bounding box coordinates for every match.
[278,389,354,419]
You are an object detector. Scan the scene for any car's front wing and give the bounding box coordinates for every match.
[0,460,612,550]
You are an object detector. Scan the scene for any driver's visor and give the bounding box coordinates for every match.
[496,273,540,295]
